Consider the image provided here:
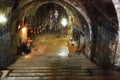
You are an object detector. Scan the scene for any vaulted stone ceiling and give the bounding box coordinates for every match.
[0,0,116,21]
[0,0,15,7]
[0,0,115,8]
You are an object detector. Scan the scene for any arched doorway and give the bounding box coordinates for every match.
[8,0,119,70]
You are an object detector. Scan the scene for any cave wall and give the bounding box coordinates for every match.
[66,0,120,69]
[113,0,120,69]
[95,18,118,68]
[0,6,14,69]
[87,2,119,68]
[0,25,13,69]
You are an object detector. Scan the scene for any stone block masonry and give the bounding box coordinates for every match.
[0,26,13,69]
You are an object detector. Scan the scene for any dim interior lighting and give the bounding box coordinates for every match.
[61,18,68,27]
[0,14,7,24]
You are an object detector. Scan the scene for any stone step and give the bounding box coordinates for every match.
[8,72,90,77]
[12,69,88,73]
[15,60,93,64]
[16,56,87,59]
[12,63,95,66]
[14,61,92,64]
[8,66,99,70]
[15,58,90,61]
[13,60,94,63]
[5,76,120,80]
[20,56,54,58]
[14,60,93,63]
[10,64,98,68]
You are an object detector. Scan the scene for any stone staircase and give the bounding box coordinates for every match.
[2,33,120,80]
[2,53,120,80]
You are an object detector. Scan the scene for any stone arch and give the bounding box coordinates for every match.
[9,0,120,69]
[10,0,92,57]
[10,0,92,38]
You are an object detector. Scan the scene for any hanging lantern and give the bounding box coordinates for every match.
[54,10,59,19]
[0,14,7,24]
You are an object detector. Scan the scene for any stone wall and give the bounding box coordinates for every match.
[0,26,13,69]
[95,25,118,68]
[113,0,120,69]
[66,0,120,69]
[87,2,119,69]
[0,1,14,69]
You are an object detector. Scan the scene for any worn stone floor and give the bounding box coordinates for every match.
[2,32,120,80]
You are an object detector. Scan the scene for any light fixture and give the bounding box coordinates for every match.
[54,10,59,19]
[21,26,27,42]
[0,14,7,24]
[58,52,68,57]
[18,25,21,29]
[21,27,27,32]
[61,18,68,27]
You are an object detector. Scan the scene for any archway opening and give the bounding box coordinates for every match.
[8,0,119,70]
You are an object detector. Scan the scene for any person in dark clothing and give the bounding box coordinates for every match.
[21,42,31,54]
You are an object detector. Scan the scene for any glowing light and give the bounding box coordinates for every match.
[58,52,68,57]
[18,25,21,29]
[61,18,68,27]
[21,27,27,42]
[21,27,27,32]
[24,55,31,59]
[54,10,59,19]
[0,14,7,24]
